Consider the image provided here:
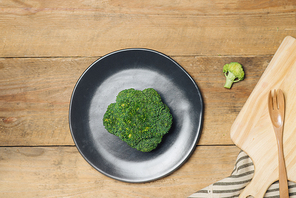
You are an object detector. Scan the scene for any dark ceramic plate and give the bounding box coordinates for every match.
[69,49,203,183]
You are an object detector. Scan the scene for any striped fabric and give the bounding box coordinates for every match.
[188,151,296,198]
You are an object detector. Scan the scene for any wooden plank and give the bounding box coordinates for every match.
[0,145,240,198]
[0,56,269,146]
[0,1,296,57]
[0,57,94,146]
[179,55,270,145]
[2,0,295,15]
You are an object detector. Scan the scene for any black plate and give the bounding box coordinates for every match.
[69,49,203,183]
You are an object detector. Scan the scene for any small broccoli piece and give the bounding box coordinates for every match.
[223,62,245,89]
[103,88,173,152]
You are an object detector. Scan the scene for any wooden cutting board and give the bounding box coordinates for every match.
[231,36,296,198]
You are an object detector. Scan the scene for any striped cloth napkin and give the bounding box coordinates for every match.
[188,151,296,198]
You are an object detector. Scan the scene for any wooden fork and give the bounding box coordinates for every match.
[268,89,289,197]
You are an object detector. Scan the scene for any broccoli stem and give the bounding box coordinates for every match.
[224,72,236,89]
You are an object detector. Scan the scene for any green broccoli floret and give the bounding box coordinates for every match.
[103,88,173,152]
[223,62,245,89]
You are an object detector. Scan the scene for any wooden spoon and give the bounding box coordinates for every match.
[268,89,289,197]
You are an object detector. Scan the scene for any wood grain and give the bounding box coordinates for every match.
[0,56,270,146]
[0,146,240,198]
[1,1,295,196]
[0,0,296,57]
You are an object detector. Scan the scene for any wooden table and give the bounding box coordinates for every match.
[1,1,296,197]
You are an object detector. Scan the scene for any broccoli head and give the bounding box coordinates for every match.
[223,62,245,89]
[103,88,173,152]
